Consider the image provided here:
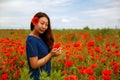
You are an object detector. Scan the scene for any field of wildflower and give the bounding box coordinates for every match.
[0,28,120,80]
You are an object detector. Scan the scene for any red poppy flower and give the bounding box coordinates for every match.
[102,69,112,75]
[90,63,97,69]
[84,68,94,75]
[53,43,61,48]
[102,75,111,80]
[73,43,80,47]
[64,60,74,67]
[88,75,96,80]
[113,63,120,74]
[94,47,100,53]
[32,17,39,25]
[106,47,111,51]
[64,75,78,80]
[87,41,95,47]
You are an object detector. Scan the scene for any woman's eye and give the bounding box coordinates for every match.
[40,22,48,26]
[45,24,48,26]
[41,22,44,25]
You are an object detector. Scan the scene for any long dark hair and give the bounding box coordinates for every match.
[30,12,54,52]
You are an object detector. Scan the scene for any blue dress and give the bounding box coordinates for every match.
[26,36,51,80]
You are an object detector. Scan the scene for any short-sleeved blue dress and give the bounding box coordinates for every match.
[26,36,51,80]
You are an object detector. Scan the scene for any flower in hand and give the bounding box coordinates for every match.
[51,44,62,57]
[53,43,61,49]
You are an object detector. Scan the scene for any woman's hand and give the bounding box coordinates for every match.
[50,47,62,57]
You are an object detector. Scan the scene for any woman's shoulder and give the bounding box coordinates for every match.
[26,36,37,42]
[26,35,42,43]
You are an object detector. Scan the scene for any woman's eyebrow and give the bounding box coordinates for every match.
[41,20,48,23]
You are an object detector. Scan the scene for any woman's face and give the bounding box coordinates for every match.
[35,17,48,34]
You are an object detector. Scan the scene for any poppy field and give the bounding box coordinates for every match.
[0,29,120,80]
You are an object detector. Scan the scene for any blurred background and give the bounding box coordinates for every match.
[0,0,120,29]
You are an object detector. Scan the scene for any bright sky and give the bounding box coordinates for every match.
[0,0,120,29]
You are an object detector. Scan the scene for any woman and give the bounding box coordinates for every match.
[26,12,61,80]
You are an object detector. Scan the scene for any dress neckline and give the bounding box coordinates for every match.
[29,35,41,40]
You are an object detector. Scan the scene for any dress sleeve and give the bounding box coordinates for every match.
[26,39,38,57]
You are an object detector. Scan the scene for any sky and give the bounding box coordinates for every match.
[0,0,120,29]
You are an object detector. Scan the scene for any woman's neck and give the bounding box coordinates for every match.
[30,30,41,39]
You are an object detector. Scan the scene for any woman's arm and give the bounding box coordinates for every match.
[29,47,61,69]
